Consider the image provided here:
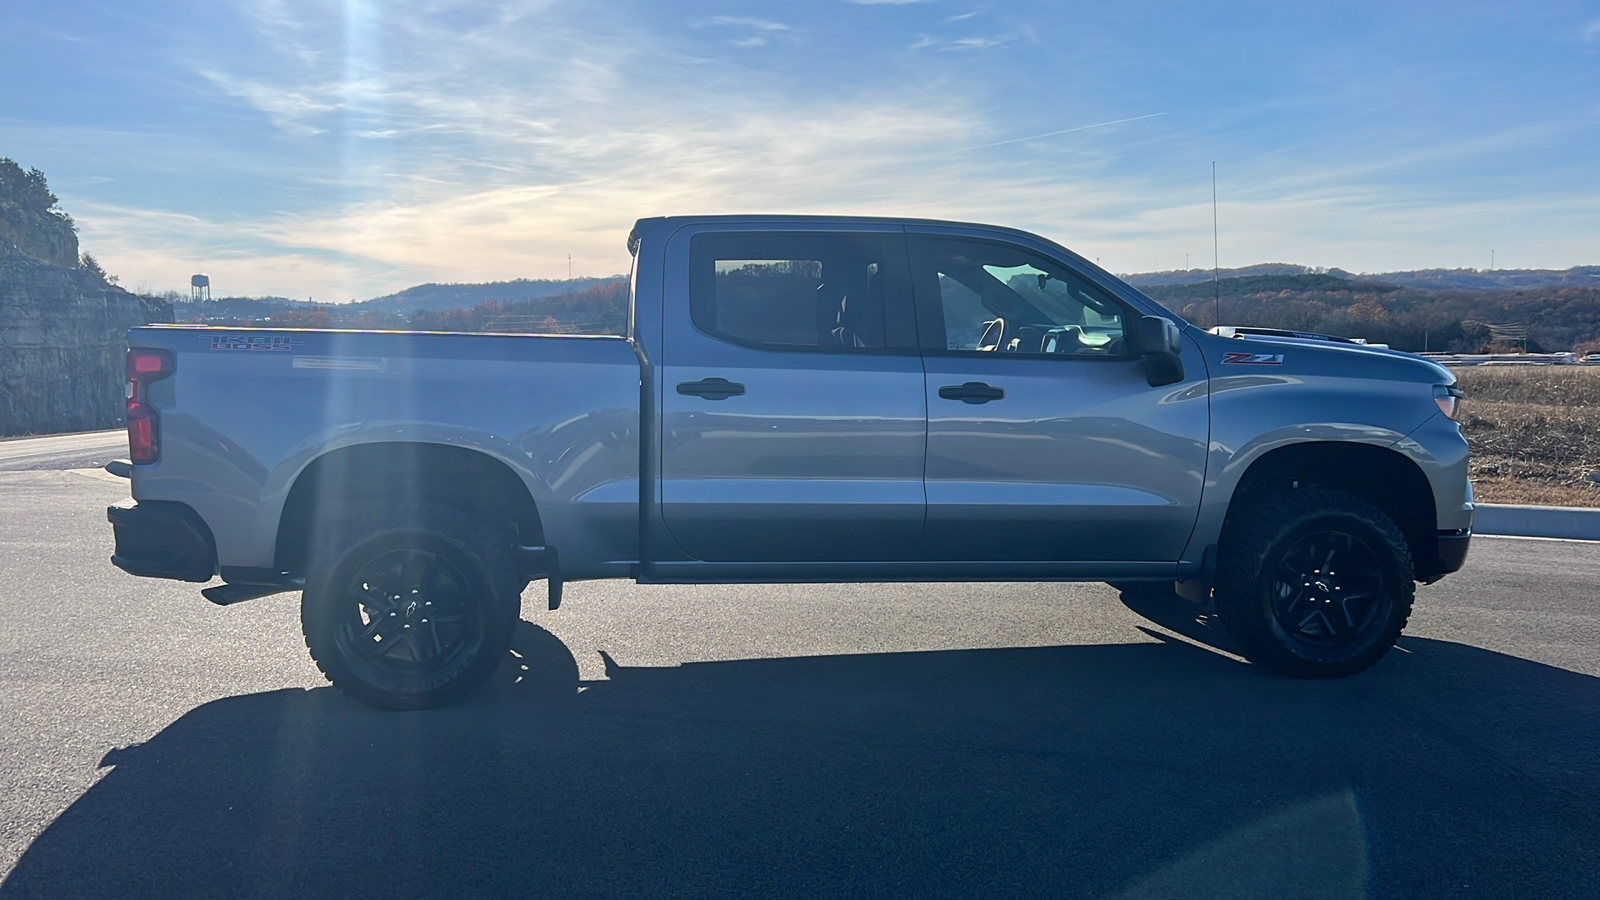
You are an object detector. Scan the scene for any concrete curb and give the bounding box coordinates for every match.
[1475,504,1600,541]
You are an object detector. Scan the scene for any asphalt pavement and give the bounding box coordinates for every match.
[0,436,1596,898]
[0,429,126,472]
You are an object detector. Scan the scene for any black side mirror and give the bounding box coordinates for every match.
[1138,316,1185,387]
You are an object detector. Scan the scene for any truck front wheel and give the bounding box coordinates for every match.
[1214,488,1414,678]
[301,504,522,709]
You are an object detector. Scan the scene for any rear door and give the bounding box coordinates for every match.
[657,225,927,563]
[909,231,1209,563]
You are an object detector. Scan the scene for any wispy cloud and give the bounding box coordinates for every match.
[84,3,1027,295]
[78,92,1013,296]
[197,70,340,136]
[943,36,1007,50]
[967,113,1169,150]
[1584,18,1600,41]
[705,16,790,31]
[696,14,793,48]
[32,26,95,44]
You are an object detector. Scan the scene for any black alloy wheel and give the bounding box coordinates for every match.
[1214,488,1415,678]
[302,504,521,709]
[1266,530,1390,658]
[335,548,487,679]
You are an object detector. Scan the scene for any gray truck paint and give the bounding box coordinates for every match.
[123,214,1471,587]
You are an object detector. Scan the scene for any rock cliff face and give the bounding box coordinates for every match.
[0,238,172,436]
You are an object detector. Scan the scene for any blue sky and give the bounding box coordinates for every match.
[3,1,1598,300]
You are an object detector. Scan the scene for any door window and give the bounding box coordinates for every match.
[689,233,907,351]
[913,238,1129,357]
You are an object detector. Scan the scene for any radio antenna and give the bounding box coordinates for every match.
[1212,162,1221,326]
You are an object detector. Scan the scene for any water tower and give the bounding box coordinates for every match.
[190,273,211,302]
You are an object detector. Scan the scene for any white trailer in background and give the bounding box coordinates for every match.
[1420,352,1577,367]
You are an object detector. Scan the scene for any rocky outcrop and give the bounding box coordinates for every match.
[0,238,172,436]
[0,160,78,269]
[0,210,77,270]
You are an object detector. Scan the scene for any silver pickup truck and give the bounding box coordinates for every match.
[108,215,1472,708]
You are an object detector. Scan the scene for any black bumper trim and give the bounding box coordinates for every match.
[514,545,563,611]
[1435,529,1471,577]
[108,499,217,583]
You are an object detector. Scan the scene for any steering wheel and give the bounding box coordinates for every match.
[977,317,1006,352]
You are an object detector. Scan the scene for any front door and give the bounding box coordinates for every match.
[908,232,1209,563]
[658,227,927,563]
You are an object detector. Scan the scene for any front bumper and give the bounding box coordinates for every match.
[107,499,217,582]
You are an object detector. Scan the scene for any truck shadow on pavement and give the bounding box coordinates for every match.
[4,618,1598,899]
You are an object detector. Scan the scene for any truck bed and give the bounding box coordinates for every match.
[127,326,643,580]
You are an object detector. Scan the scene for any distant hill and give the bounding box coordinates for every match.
[358,277,625,313]
[169,277,630,324]
[1130,272,1600,355]
[1124,264,1600,292]
[1137,273,1402,304]
[1346,267,1600,292]
[173,279,630,336]
[1122,264,1325,287]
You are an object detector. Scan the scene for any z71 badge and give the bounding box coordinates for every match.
[1221,351,1284,366]
[211,335,303,352]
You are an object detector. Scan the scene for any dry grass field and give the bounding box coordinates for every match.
[1453,366,1600,507]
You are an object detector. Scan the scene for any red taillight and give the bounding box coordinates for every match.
[127,411,157,464]
[126,349,173,465]
[130,353,168,376]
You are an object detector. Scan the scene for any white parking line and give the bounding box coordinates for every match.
[1475,533,1600,545]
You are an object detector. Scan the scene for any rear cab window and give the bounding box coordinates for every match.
[688,232,917,352]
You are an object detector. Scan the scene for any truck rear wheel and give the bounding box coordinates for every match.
[301,504,522,710]
[1214,488,1414,678]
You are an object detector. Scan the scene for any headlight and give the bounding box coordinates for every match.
[1434,384,1464,421]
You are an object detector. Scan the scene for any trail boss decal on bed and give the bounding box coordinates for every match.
[1221,351,1285,366]
[210,335,303,352]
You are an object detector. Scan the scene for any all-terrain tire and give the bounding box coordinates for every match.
[1214,488,1414,678]
[301,504,523,710]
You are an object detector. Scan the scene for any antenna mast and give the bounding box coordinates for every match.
[1212,162,1221,326]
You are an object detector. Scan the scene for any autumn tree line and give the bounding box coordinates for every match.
[1141,274,1600,354]
[176,280,630,335]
